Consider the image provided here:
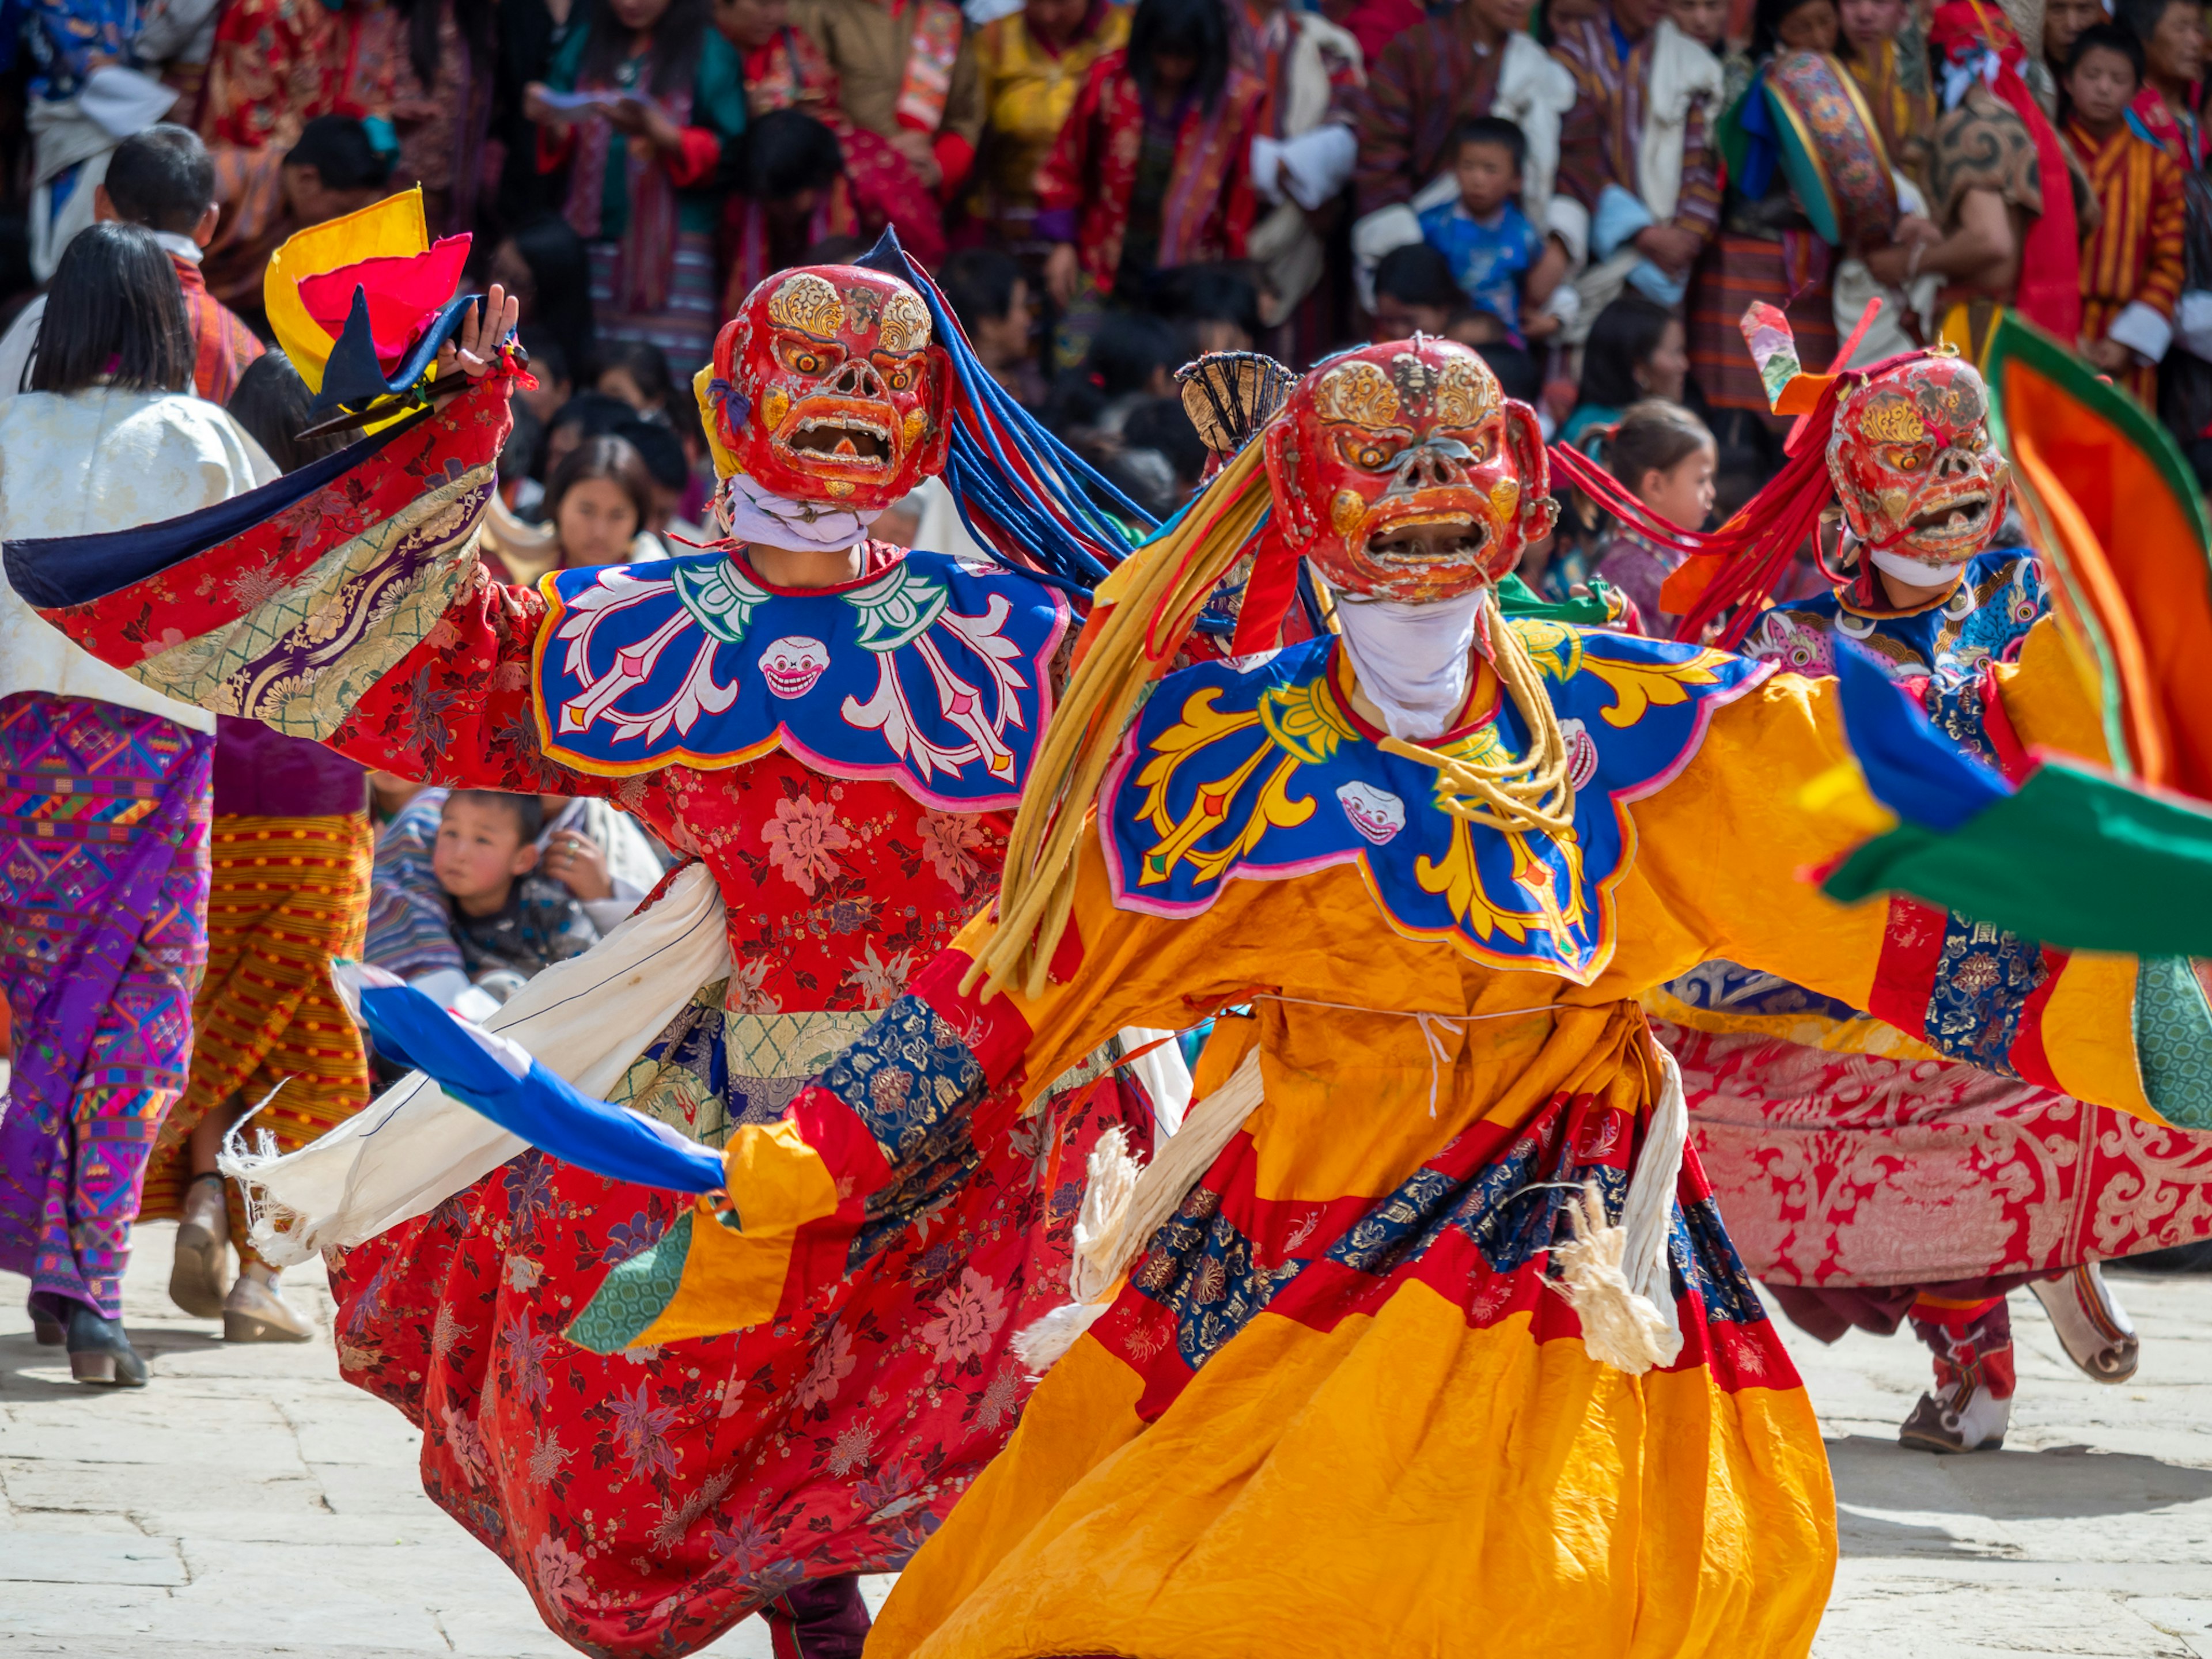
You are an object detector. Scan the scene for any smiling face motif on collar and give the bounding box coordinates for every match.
[1264,338,1557,604]
[1828,355,2010,566]
[711,266,952,511]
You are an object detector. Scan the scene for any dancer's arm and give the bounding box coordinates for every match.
[427,821,1256,1351]
[1639,661,2201,1130]
[3,363,624,799]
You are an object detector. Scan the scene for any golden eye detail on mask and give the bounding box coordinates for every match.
[1311,360,1402,430]
[878,290,932,355]
[766,272,845,339]
[775,337,844,377]
[1337,431,1406,472]
[874,353,921,393]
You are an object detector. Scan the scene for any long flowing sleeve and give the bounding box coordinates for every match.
[1,378,620,798]
[1350,32,1422,217]
[2143,145,2188,322]
[1634,664,2206,1129]
[1551,32,1607,211]
[1670,94,1722,240]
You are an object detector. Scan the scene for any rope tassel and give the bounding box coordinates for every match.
[1547,1045,1690,1376]
[1550,1183,1679,1374]
[1010,1052,1267,1377]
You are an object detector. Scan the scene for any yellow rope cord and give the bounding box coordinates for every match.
[967,442,1272,1001]
[1375,586,1577,837]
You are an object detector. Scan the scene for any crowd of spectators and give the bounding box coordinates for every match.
[3,0,2211,602]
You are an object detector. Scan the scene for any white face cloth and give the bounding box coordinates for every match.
[1331,585,1488,741]
[716,469,881,553]
[1868,547,1975,588]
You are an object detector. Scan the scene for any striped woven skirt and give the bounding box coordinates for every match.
[589,229,724,378]
[138,812,374,1251]
[0,692,213,1319]
[1688,232,1838,418]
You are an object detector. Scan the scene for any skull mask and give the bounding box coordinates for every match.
[758,635,831,699]
[710,266,952,512]
[1828,355,2010,569]
[1264,339,1557,604]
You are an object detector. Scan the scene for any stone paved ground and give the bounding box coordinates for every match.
[3,1228,2209,1656]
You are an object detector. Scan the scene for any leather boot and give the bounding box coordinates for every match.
[222,1262,315,1343]
[169,1172,232,1319]
[66,1302,148,1387]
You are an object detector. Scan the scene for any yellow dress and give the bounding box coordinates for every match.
[574,622,2187,1657]
[968,4,1129,236]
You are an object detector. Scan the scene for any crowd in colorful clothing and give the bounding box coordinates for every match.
[3,0,2212,1655]
[2,0,2211,519]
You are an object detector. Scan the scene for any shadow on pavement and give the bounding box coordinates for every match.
[1830,1431,2212,1524]
[0,1326,225,1399]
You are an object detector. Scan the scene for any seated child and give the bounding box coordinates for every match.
[1370,243,1461,339]
[431,790,600,994]
[1587,399,1717,635]
[363,783,459,993]
[1418,118,1569,346]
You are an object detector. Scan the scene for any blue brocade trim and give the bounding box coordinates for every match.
[1130,1187,1306,1372]
[816,993,986,1164]
[1922,914,2049,1076]
[1102,622,1768,983]
[533,547,1067,808]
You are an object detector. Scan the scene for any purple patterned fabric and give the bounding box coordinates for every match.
[0,691,213,1319]
[211,715,368,817]
[1589,529,1684,634]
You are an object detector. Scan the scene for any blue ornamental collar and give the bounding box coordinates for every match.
[1797,549,2041,667]
[532,546,1069,809]
[1100,623,1771,984]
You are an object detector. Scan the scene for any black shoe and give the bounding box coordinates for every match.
[65,1303,148,1388]
[29,1293,66,1347]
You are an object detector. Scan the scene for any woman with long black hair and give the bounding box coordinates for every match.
[1559,288,1686,444]
[391,0,500,236]
[0,221,275,1387]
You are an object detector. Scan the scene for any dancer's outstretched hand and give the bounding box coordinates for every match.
[434,283,521,383]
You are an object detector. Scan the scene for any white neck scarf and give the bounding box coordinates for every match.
[717,470,881,552]
[1868,547,1975,588]
[1331,586,1488,741]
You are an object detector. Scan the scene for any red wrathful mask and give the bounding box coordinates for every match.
[1263,338,1556,604]
[709,265,952,511]
[1828,354,2009,566]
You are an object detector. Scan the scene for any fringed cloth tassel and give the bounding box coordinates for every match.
[1014,1040,1694,1378]
[1012,1050,1266,1376]
[1550,1043,1689,1374]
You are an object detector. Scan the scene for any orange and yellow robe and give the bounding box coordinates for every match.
[2069,117,2186,408]
[550,615,2203,1657]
